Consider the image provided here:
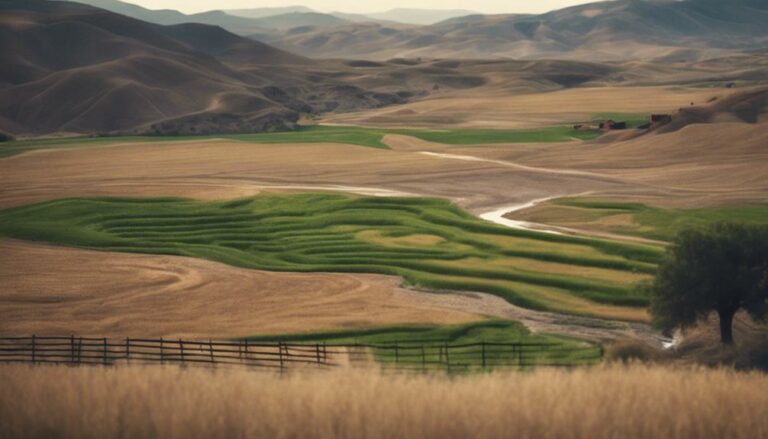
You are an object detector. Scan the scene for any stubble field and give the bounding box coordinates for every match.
[1,363,766,439]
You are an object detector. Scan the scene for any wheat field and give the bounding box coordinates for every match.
[1,364,766,439]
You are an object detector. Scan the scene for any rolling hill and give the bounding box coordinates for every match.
[64,0,354,34]
[0,0,420,136]
[657,86,768,133]
[225,6,315,19]
[56,0,768,61]
[363,8,478,25]
[261,0,768,60]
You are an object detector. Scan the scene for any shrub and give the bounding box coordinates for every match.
[0,130,15,142]
[606,340,663,363]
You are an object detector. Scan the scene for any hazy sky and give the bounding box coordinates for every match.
[124,1,597,14]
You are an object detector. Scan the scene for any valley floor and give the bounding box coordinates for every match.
[1,84,766,349]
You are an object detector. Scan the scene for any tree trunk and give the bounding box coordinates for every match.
[717,308,736,345]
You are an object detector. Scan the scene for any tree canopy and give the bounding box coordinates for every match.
[647,222,768,344]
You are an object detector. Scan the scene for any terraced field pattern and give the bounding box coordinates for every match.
[0,193,663,321]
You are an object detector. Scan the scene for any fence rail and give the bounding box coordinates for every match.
[0,336,602,371]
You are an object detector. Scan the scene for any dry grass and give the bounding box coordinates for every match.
[0,240,482,338]
[0,137,615,213]
[321,87,734,129]
[1,364,766,439]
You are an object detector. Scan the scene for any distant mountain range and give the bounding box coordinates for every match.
[225,7,477,25]
[61,0,476,31]
[358,8,478,25]
[59,0,768,62]
[225,6,315,19]
[262,0,768,61]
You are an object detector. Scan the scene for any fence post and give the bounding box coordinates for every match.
[125,337,130,363]
[323,342,327,364]
[209,339,215,364]
[179,339,185,363]
[316,343,321,365]
[244,339,249,364]
[102,337,108,365]
[445,342,450,368]
[481,341,486,369]
[160,338,165,363]
[31,335,36,363]
[70,335,75,363]
[77,337,83,364]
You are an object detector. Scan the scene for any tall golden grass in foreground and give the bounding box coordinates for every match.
[1,364,766,439]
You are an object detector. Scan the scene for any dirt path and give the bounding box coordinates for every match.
[417,151,617,180]
[410,289,668,346]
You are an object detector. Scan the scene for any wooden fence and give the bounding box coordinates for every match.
[0,336,602,371]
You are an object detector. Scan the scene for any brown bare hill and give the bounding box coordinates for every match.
[262,0,768,61]
[66,0,352,34]
[0,0,308,135]
[0,0,418,135]
[62,0,271,35]
[160,23,310,65]
[659,87,768,133]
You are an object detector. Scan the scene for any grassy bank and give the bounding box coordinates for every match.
[1,364,766,439]
[243,320,602,369]
[512,197,768,241]
[0,193,662,320]
[0,124,601,158]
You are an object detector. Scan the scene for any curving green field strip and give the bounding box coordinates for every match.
[242,320,603,370]
[0,125,602,158]
[0,194,663,320]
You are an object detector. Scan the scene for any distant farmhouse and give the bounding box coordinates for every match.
[575,113,674,132]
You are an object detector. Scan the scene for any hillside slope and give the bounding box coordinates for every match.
[65,0,352,33]
[0,0,422,135]
[0,0,314,134]
[263,0,768,60]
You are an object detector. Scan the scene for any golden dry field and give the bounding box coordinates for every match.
[0,240,483,338]
[1,364,766,439]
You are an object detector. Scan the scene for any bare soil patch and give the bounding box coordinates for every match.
[321,87,734,129]
[0,240,482,338]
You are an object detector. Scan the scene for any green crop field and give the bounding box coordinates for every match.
[0,124,602,158]
[243,320,602,370]
[0,193,662,321]
[517,198,768,241]
[394,126,602,144]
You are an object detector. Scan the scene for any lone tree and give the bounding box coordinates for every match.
[647,222,768,344]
